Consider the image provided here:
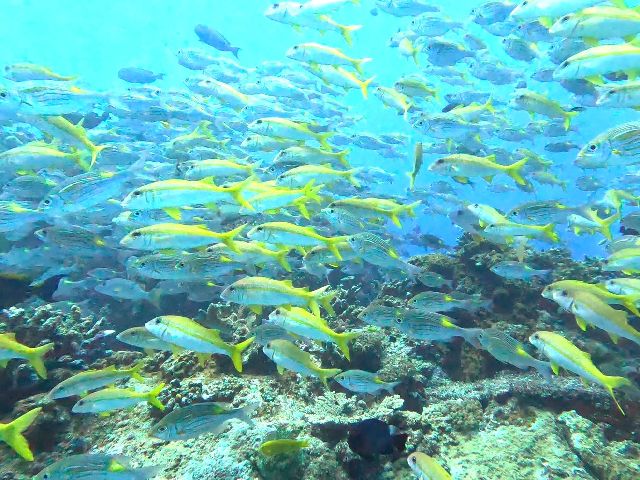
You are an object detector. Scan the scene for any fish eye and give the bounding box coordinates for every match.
[607,89,615,95]
[436,159,444,164]
[228,286,235,291]
[560,61,569,69]
[560,290,568,296]
[177,262,185,268]
[409,455,417,464]
[132,190,142,196]
[522,1,528,5]
[256,119,263,124]
[560,15,570,23]
[257,226,263,231]
[159,425,167,432]
[589,144,597,151]
[394,317,402,324]
[43,199,51,205]
[131,231,141,238]
[0,92,6,98]
[292,46,299,50]
[77,400,84,405]
[139,261,147,267]
[132,211,141,217]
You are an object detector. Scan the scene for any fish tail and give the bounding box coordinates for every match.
[404,200,421,217]
[542,223,560,243]
[147,287,163,310]
[28,342,54,379]
[317,132,334,150]
[338,23,362,46]
[484,97,495,114]
[325,238,344,261]
[505,157,529,186]
[89,144,107,169]
[225,176,255,210]
[195,120,214,139]
[236,401,260,425]
[360,76,376,99]
[0,407,42,461]
[71,148,91,171]
[599,213,620,241]
[564,110,579,131]
[334,332,358,361]
[353,57,372,75]
[231,46,241,58]
[622,295,640,316]
[146,383,166,411]
[336,149,351,166]
[347,168,361,188]
[602,375,631,415]
[318,287,338,316]
[533,360,553,382]
[230,337,254,373]
[218,224,246,253]
[127,360,146,382]
[276,248,292,272]
[303,181,323,204]
[318,368,341,387]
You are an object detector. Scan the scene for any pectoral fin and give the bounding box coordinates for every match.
[550,361,560,375]
[575,316,588,332]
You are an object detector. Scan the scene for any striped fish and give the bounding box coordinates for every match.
[577,122,640,168]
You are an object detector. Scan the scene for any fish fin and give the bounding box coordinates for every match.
[602,375,631,415]
[360,76,376,100]
[550,361,560,375]
[575,316,588,332]
[28,342,54,379]
[584,37,599,47]
[334,332,358,361]
[505,157,529,186]
[230,336,254,373]
[585,75,605,86]
[0,407,41,461]
[218,224,246,253]
[317,132,334,150]
[127,361,146,382]
[195,353,210,366]
[163,207,182,221]
[325,238,343,261]
[89,145,107,169]
[297,202,310,219]
[608,332,620,344]
[336,149,351,167]
[146,383,166,411]
[453,176,470,185]
[352,57,372,75]
[318,368,341,387]
[564,110,579,131]
[538,17,553,28]
[249,305,263,315]
[276,249,292,272]
[483,175,494,183]
[143,348,155,357]
[542,223,560,243]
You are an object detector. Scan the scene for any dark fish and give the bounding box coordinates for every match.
[441,103,460,113]
[347,419,407,459]
[194,24,240,57]
[544,141,579,153]
[118,67,164,84]
[63,111,110,129]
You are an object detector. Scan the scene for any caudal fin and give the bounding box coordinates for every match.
[599,213,620,241]
[318,287,338,316]
[146,383,166,411]
[318,368,341,387]
[0,407,42,461]
[89,144,107,169]
[325,238,344,261]
[505,158,529,186]
[230,337,254,373]
[317,132,334,150]
[338,23,362,46]
[602,375,632,415]
[276,249,292,272]
[218,224,246,253]
[334,332,359,361]
[564,110,579,131]
[28,343,54,379]
[360,76,376,100]
[542,223,560,243]
[353,57,372,75]
[337,149,351,167]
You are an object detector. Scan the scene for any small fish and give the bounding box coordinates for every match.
[408,142,423,191]
[150,402,258,441]
[262,339,341,386]
[33,454,160,480]
[477,328,552,380]
[408,291,490,313]
[490,261,551,281]
[394,309,482,345]
[334,370,400,395]
[358,302,408,328]
[259,438,309,456]
[407,452,452,480]
[347,418,407,459]
[118,67,164,84]
[116,327,184,357]
[72,383,166,414]
[4,63,76,82]
[194,24,240,57]
[254,323,297,346]
[48,363,145,399]
[0,408,42,461]
[530,331,631,414]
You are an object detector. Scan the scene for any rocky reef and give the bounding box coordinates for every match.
[1,238,639,479]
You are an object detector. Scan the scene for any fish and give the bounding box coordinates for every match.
[394,308,483,345]
[259,438,310,456]
[262,339,341,386]
[4,63,76,82]
[347,418,408,459]
[530,331,631,414]
[0,407,42,461]
[150,402,258,440]
[116,327,184,357]
[33,454,160,480]
[408,142,423,191]
[194,24,241,57]
[48,363,146,399]
[118,67,164,84]
[407,452,452,480]
[120,223,246,252]
[334,370,400,395]
[71,383,166,414]
[144,315,254,372]
[477,328,552,380]
[0,333,54,379]
[490,261,551,281]
[428,154,529,186]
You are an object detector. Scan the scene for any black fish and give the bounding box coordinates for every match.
[194,24,240,58]
[347,419,407,459]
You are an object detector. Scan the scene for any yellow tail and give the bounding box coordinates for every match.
[89,144,107,169]
[276,249,292,272]
[317,132,334,150]
[337,149,351,167]
[334,332,359,361]
[564,110,579,131]
[318,368,342,387]
[542,223,560,243]
[360,76,376,100]
[599,213,620,241]
[126,361,146,382]
[339,24,362,46]
[146,383,166,411]
[347,168,361,188]
[28,342,54,379]
[324,238,344,261]
[231,337,255,373]
[0,407,42,461]
[603,375,632,415]
[505,158,529,186]
[218,224,246,253]
[353,57,372,75]
[302,181,323,204]
[226,176,255,211]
